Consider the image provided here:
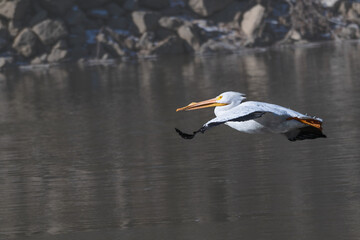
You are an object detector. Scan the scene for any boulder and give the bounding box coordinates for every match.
[137,32,155,50]
[28,9,48,27]
[65,7,87,26]
[8,20,22,37]
[139,0,169,10]
[40,0,74,16]
[68,25,86,47]
[53,39,68,50]
[156,27,174,41]
[31,53,48,64]
[158,16,184,30]
[123,36,137,50]
[337,23,360,39]
[0,0,29,20]
[241,4,266,40]
[105,3,125,17]
[177,23,202,51]
[123,0,139,11]
[108,17,128,29]
[347,9,360,24]
[211,1,247,23]
[32,19,68,46]
[12,28,40,58]
[0,37,8,51]
[149,35,184,55]
[132,11,160,33]
[87,9,110,20]
[352,2,360,15]
[188,0,233,17]
[47,47,69,62]
[0,57,14,70]
[0,19,9,39]
[95,30,127,57]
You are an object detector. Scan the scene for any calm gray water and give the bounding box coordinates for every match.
[1,42,360,240]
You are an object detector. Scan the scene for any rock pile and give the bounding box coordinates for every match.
[0,0,359,69]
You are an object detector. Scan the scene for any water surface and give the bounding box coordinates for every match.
[1,42,360,240]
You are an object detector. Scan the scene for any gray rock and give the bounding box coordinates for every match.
[139,0,169,10]
[47,47,69,62]
[347,8,360,24]
[123,36,137,50]
[352,2,360,15]
[31,53,48,64]
[0,57,12,70]
[87,8,110,20]
[211,1,247,23]
[12,28,40,58]
[138,32,155,50]
[95,29,127,57]
[123,0,139,11]
[0,19,9,39]
[241,4,265,40]
[158,16,183,30]
[105,3,125,17]
[40,0,74,16]
[33,19,68,46]
[132,11,160,33]
[0,37,8,51]
[156,27,174,41]
[337,24,360,39]
[53,39,68,50]
[188,0,233,17]
[0,0,29,20]
[68,25,86,48]
[108,17,128,29]
[28,9,48,27]
[8,20,22,37]
[76,0,111,9]
[149,35,184,55]
[65,8,87,26]
[177,23,202,51]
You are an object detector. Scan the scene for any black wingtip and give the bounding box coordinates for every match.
[175,128,196,139]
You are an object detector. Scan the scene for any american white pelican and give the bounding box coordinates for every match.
[176,91,326,141]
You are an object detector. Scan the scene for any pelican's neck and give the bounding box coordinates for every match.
[214,101,242,117]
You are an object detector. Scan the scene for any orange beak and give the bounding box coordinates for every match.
[176,97,228,112]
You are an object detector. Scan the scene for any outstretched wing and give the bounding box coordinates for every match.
[175,109,267,140]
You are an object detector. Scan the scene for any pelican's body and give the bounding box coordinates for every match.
[176,91,326,141]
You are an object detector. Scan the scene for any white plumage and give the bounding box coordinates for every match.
[176,91,326,141]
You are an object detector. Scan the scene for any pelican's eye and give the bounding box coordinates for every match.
[216,96,223,101]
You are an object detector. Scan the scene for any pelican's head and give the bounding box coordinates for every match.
[176,91,246,112]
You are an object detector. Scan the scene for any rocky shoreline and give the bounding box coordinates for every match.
[0,0,359,70]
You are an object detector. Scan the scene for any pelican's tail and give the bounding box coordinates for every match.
[287,117,323,130]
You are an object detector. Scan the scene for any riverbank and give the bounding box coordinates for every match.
[0,0,359,70]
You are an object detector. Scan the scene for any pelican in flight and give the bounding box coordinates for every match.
[176,91,326,141]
